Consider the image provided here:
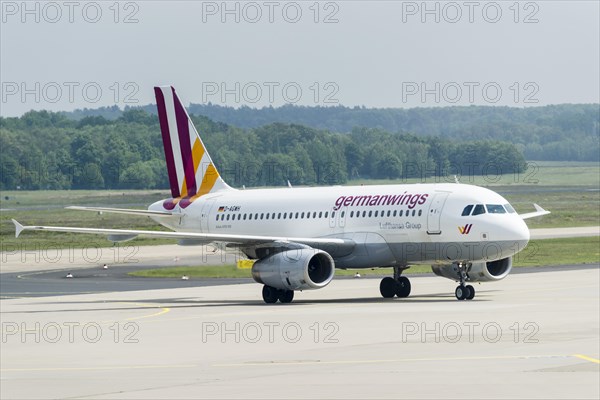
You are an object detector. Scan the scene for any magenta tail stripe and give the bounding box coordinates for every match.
[154,87,180,198]
[172,87,197,196]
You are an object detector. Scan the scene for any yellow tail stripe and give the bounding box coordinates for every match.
[192,139,205,175]
[180,179,188,198]
[191,164,220,200]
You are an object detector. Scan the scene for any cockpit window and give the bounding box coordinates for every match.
[504,203,516,213]
[472,204,486,215]
[462,205,474,216]
[486,204,506,214]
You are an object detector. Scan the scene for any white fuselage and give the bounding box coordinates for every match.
[149,183,530,268]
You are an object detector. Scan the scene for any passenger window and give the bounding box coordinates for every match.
[486,204,506,214]
[368,211,372,217]
[341,211,345,218]
[387,210,391,217]
[319,211,323,218]
[362,211,367,217]
[393,210,397,217]
[265,213,269,220]
[400,210,403,217]
[462,205,474,216]
[374,211,378,217]
[332,211,336,218]
[504,204,516,213]
[226,214,230,221]
[255,213,259,220]
[418,210,422,216]
[324,212,328,218]
[350,211,354,218]
[278,213,281,219]
[238,214,241,220]
[313,212,317,218]
[472,204,486,215]
[249,214,253,220]
[260,213,264,219]
[301,212,305,218]
[412,210,416,216]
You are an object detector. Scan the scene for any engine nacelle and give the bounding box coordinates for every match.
[431,257,513,282]
[251,249,335,291]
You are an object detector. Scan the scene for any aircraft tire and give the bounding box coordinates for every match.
[396,276,411,298]
[380,277,397,298]
[278,289,294,304]
[262,285,279,304]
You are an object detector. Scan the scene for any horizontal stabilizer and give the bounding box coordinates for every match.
[66,206,175,218]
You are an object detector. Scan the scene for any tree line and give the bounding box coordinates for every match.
[66,102,599,162]
[1,109,527,190]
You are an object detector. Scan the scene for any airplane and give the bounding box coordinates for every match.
[12,86,550,303]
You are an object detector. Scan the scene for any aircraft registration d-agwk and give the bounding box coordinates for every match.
[12,86,550,303]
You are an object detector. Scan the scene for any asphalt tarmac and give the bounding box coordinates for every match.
[1,266,598,399]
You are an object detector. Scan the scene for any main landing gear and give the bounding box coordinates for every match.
[379,266,411,298]
[454,262,475,301]
[262,285,294,304]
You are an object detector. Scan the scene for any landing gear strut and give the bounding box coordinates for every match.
[454,263,475,301]
[379,266,411,298]
[262,285,294,304]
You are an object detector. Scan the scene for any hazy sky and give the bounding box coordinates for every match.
[1,1,599,116]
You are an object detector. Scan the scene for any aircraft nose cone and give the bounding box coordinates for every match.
[507,217,530,255]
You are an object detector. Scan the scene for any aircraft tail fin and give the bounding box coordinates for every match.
[154,86,232,201]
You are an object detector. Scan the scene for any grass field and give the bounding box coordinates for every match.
[1,162,598,250]
[347,161,600,188]
[129,237,600,279]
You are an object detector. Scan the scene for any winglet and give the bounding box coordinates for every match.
[12,219,24,238]
[520,204,551,220]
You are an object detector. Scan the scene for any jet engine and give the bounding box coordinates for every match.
[251,249,335,291]
[431,257,513,282]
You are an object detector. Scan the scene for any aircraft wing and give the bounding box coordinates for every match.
[11,219,353,250]
[519,203,551,220]
[65,206,175,218]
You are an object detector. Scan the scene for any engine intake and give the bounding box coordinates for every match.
[431,257,513,282]
[252,249,335,290]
